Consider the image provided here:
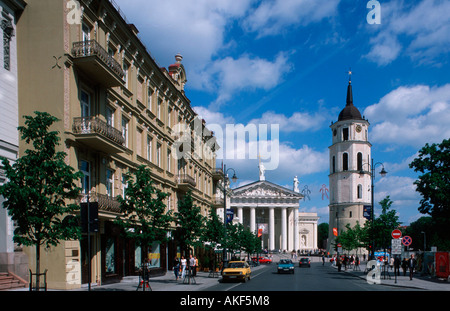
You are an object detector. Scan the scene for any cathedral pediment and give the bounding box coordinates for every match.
[232,180,303,199]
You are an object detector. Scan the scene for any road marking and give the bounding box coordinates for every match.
[225,266,269,291]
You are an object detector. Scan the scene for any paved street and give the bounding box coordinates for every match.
[50,254,448,292]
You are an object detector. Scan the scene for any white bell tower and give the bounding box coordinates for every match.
[327,74,371,255]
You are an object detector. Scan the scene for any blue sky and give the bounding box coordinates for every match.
[115,0,450,225]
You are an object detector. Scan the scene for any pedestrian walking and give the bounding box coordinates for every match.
[401,258,407,276]
[394,255,401,277]
[173,256,180,280]
[337,257,342,272]
[389,256,394,271]
[409,254,417,280]
[194,256,198,277]
[189,254,195,277]
[181,256,187,279]
[322,254,325,266]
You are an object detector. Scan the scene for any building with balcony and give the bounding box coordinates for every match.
[16,0,219,289]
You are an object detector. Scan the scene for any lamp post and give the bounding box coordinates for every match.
[360,159,387,260]
[421,231,426,252]
[221,164,237,264]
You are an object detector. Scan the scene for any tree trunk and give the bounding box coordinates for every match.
[35,241,40,291]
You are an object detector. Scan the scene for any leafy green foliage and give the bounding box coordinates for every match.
[226,222,261,257]
[202,207,225,249]
[0,112,83,248]
[174,191,206,256]
[338,221,366,254]
[363,196,401,251]
[409,138,450,242]
[115,165,173,247]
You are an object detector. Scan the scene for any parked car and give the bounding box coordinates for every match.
[277,259,295,274]
[222,261,251,282]
[299,257,311,268]
[251,256,272,264]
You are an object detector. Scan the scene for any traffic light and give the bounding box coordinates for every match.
[80,202,99,233]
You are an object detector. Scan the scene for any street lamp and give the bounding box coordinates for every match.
[360,159,388,260]
[221,164,237,264]
[421,231,426,252]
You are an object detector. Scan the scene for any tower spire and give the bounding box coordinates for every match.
[346,68,353,106]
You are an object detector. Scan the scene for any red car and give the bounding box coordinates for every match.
[251,256,272,264]
[299,258,311,268]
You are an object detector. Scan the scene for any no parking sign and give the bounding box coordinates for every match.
[402,236,412,246]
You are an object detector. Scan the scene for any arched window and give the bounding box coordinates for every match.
[343,153,349,171]
[357,152,363,171]
[332,156,336,173]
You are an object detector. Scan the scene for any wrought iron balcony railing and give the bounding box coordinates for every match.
[176,174,196,188]
[73,116,126,147]
[71,40,124,79]
[78,192,122,214]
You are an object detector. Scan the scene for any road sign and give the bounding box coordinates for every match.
[337,243,342,253]
[226,209,234,223]
[391,229,402,239]
[363,205,372,220]
[391,239,402,255]
[402,236,412,246]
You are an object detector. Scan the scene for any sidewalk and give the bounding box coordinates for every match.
[75,261,270,292]
[331,261,450,291]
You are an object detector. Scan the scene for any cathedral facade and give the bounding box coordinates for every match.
[229,165,319,253]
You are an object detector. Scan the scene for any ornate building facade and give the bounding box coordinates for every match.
[230,165,319,253]
[16,0,219,289]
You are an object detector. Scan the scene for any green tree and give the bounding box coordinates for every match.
[238,225,261,260]
[363,196,401,252]
[174,191,206,258]
[409,138,450,244]
[339,222,366,255]
[202,207,225,249]
[0,112,83,290]
[200,207,225,270]
[114,165,173,263]
[318,223,329,250]
[225,222,260,259]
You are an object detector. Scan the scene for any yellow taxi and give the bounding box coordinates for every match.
[222,261,251,282]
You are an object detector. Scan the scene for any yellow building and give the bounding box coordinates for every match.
[16,0,220,289]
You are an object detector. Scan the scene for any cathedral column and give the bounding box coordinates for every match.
[250,207,256,234]
[238,207,243,225]
[281,207,287,251]
[294,207,299,251]
[269,207,275,250]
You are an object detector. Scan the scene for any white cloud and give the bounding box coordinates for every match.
[224,142,328,185]
[374,175,421,223]
[114,0,253,68]
[364,84,450,148]
[365,32,402,66]
[114,0,293,107]
[249,110,326,133]
[193,106,329,177]
[192,106,235,127]
[243,0,340,38]
[206,52,293,107]
[365,0,450,65]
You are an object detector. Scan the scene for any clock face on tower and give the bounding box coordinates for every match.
[356,125,362,133]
